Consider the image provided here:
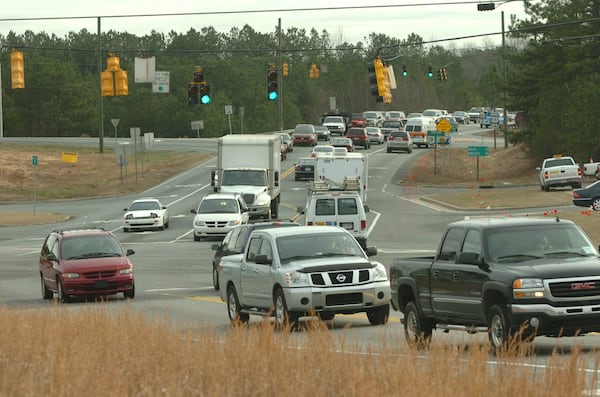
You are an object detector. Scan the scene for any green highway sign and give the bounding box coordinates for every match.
[467,146,488,157]
[427,130,445,138]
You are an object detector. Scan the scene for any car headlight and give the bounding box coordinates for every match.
[125,214,133,220]
[62,273,80,279]
[228,219,242,226]
[284,271,309,287]
[119,268,133,275]
[371,263,388,281]
[513,278,545,299]
[256,198,270,206]
[195,220,206,226]
[150,212,158,218]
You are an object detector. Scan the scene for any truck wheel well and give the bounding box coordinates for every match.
[483,290,506,319]
[397,285,416,313]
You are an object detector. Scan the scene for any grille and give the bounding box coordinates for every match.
[329,271,353,285]
[326,293,363,306]
[549,279,600,298]
[205,221,229,228]
[83,270,116,279]
[358,270,369,282]
[311,274,325,285]
[243,194,255,204]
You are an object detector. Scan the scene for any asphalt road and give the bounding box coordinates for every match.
[2,127,600,379]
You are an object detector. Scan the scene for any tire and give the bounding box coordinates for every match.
[367,304,389,325]
[540,184,545,191]
[165,220,169,229]
[212,262,220,291]
[123,227,129,233]
[57,278,69,303]
[227,285,249,324]
[41,274,53,300]
[387,148,392,153]
[274,288,298,331]
[294,175,299,181]
[544,184,550,192]
[124,282,135,299]
[194,234,201,242]
[318,311,335,321]
[407,147,413,153]
[403,301,432,349]
[488,304,509,351]
[592,198,600,211]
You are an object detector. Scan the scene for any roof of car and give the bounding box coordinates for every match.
[202,193,242,201]
[254,225,349,238]
[52,227,111,237]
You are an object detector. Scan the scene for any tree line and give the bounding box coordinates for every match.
[1,0,597,163]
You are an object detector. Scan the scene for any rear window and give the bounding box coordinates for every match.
[294,124,314,134]
[390,131,406,138]
[406,125,422,132]
[347,129,364,136]
[338,198,358,215]
[382,121,401,128]
[315,199,335,216]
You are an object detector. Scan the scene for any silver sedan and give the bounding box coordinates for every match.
[366,127,385,144]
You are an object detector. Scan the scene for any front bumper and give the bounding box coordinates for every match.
[63,275,134,296]
[510,303,600,336]
[283,281,390,314]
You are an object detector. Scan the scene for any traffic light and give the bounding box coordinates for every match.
[437,68,443,81]
[368,57,391,103]
[115,70,129,96]
[187,84,198,104]
[283,62,289,77]
[106,54,120,71]
[309,63,319,79]
[199,83,211,104]
[267,69,278,100]
[402,65,408,77]
[10,49,25,89]
[427,65,433,78]
[101,70,115,96]
[441,68,449,81]
[193,69,204,83]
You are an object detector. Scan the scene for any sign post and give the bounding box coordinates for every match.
[110,118,120,142]
[467,145,489,181]
[225,105,233,134]
[32,155,38,216]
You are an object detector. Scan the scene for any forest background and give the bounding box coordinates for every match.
[1,0,599,163]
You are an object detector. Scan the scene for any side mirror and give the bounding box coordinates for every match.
[457,251,481,265]
[211,243,221,251]
[126,248,135,256]
[363,204,370,213]
[297,206,305,214]
[191,209,197,214]
[46,253,57,261]
[365,246,377,257]
[254,254,272,265]
[210,170,217,187]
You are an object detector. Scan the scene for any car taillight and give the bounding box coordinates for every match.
[388,136,395,141]
[295,165,301,171]
[307,221,313,226]
[578,168,582,176]
[573,192,580,198]
[402,137,409,141]
[360,220,366,230]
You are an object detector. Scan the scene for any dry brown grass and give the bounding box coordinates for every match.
[1,306,598,396]
[0,142,211,226]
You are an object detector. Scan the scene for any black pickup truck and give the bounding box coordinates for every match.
[390,216,600,350]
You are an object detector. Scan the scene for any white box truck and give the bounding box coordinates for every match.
[314,153,368,203]
[211,134,281,219]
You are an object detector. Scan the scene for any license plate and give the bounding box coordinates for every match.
[340,222,353,230]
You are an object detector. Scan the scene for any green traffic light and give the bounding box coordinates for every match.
[402,71,408,77]
[428,72,433,78]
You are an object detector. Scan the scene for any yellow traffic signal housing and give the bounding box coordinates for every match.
[309,63,319,79]
[101,70,114,96]
[106,55,120,72]
[115,70,129,96]
[10,49,25,89]
[283,62,289,77]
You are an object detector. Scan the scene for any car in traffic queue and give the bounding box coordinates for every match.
[452,111,470,125]
[365,127,385,145]
[294,157,316,181]
[123,198,170,232]
[292,123,318,146]
[330,137,354,152]
[274,134,288,160]
[379,119,404,140]
[321,116,346,137]
[573,180,600,211]
[345,127,371,149]
[439,115,459,132]
[315,125,331,141]
[39,227,136,302]
[351,112,366,128]
[310,144,335,157]
[363,111,384,127]
[387,130,413,153]
[191,193,250,241]
[210,221,301,290]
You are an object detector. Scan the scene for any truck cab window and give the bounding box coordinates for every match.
[462,229,481,257]
[438,228,463,262]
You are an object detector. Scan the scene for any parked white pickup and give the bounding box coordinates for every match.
[583,160,600,179]
[537,155,582,191]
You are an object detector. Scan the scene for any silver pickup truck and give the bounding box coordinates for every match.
[537,155,582,191]
[218,225,390,329]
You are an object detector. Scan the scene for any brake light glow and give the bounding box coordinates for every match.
[360,220,366,230]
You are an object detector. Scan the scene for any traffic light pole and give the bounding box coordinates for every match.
[97,17,104,153]
[277,18,283,132]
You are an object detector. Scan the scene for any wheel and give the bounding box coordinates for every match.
[124,282,135,299]
[540,184,545,191]
[227,284,249,324]
[164,220,169,229]
[592,198,600,211]
[212,262,220,291]
[367,304,389,325]
[403,301,432,349]
[194,234,201,241]
[488,304,510,352]
[123,227,129,233]
[41,274,53,300]
[407,147,413,153]
[294,175,299,181]
[544,184,550,192]
[56,278,69,303]
[274,288,298,330]
[318,311,335,321]
[387,148,392,153]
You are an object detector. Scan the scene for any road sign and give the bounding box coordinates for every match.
[468,146,489,157]
[427,130,445,138]
[152,71,170,93]
[32,155,38,166]
[191,120,204,130]
[225,105,233,115]
[436,118,452,133]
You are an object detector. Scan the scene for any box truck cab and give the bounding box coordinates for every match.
[404,117,436,148]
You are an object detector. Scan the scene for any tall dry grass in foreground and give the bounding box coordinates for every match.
[0,305,598,397]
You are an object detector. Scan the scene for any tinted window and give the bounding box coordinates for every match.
[235,228,250,252]
[315,199,335,216]
[246,237,262,262]
[338,198,358,215]
[462,229,481,257]
[439,228,464,262]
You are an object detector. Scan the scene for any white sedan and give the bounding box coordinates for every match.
[366,127,385,144]
[123,198,170,232]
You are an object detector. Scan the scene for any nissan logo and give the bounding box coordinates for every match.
[336,274,347,283]
[571,282,595,290]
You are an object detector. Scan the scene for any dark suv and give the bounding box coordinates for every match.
[345,128,371,149]
[210,221,300,290]
[38,227,136,302]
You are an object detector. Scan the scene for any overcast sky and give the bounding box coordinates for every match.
[1,1,528,49]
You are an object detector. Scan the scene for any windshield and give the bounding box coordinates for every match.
[129,201,160,211]
[324,117,343,123]
[61,235,123,260]
[364,112,377,119]
[423,110,437,117]
[486,224,598,263]
[198,198,239,214]
[221,170,266,186]
[277,233,364,263]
